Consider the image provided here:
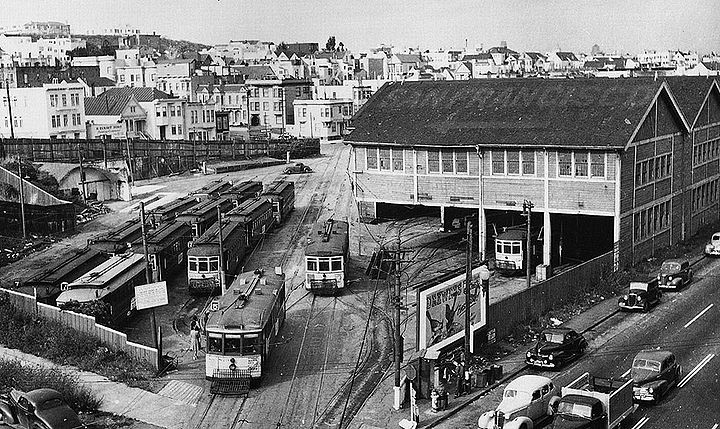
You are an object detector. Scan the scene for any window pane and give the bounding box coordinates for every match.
[428,151,440,173]
[379,149,391,170]
[209,257,219,271]
[199,260,209,272]
[521,152,534,175]
[307,259,317,271]
[512,243,521,254]
[224,334,242,354]
[319,260,330,271]
[208,334,222,352]
[189,259,198,271]
[492,151,505,174]
[366,148,378,169]
[575,152,588,177]
[331,259,342,271]
[590,153,605,177]
[392,149,404,171]
[441,152,454,173]
[507,151,520,174]
[503,244,512,254]
[242,334,261,354]
[455,151,468,173]
[558,151,572,176]
[496,242,502,253]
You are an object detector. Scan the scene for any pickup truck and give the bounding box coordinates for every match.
[478,375,560,429]
[550,373,636,429]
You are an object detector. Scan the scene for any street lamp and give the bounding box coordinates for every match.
[478,265,491,328]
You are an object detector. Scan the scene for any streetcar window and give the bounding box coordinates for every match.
[209,257,219,271]
[307,259,318,271]
[512,243,521,254]
[199,260,209,272]
[331,258,342,271]
[189,258,198,272]
[503,244,512,254]
[242,334,261,355]
[319,259,330,271]
[208,333,222,352]
[224,334,242,354]
[496,242,502,253]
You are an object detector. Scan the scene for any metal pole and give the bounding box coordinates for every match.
[17,152,26,240]
[394,230,401,389]
[218,206,226,295]
[6,80,14,139]
[77,143,86,203]
[525,200,533,289]
[140,202,158,351]
[465,219,472,361]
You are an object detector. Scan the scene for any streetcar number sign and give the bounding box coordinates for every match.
[134,281,168,310]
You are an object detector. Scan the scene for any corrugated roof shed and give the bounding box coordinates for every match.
[346,78,672,149]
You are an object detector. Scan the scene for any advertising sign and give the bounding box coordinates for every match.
[90,123,125,139]
[417,267,487,353]
[134,281,168,310]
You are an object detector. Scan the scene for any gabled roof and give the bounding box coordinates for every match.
[84,94,130,115]
[231,65,277,80]
[97,87,173,102]
[555,51,579,62]
[0,166,71,206]
[79,76,116,87]
[525,52,547,61]
[346,78,673,149]
[663,76,719,127]
[462,53,493,61]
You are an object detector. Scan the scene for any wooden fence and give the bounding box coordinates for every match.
[487,250,616,340]
[0,288,158,370]
[0,137,321,180]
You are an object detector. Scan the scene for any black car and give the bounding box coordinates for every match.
[631,349,681,403]
[657,258,693,290]
[618,278,661,312]
[284,163,313,174]
[0,388,85,429]
[526,327,588,369]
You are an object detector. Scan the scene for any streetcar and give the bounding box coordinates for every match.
[131,220,193,282]
[304,219,349,294]
[190,179,233,200]
[148,196,202,223]
[494,225,543,275]
[88,219,146,254]
[13,247,109,304]
[176,197,235,238]
[262,180,295,225]
[225,197,274,247]
[55,253,146,326]
[204,269,286,383]
[220,180,263,204]
[187,220,247,295]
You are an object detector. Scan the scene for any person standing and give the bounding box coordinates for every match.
[190,317,201,360]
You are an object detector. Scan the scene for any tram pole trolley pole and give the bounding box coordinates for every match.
[464,219,473,368]
[140,201,158,352]
[393,229,402,410]
[522,200,534,289]
[217,206,225,295]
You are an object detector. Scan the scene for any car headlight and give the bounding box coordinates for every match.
[526,351,532,358]
[623,295,628,300]
[636,296,642,301]
[548,354,554,361]
[648,387,654,394]
[668,276,673,281]
[657,274,661,280]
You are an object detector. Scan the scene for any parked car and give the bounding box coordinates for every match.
[705,232,720,256]
[618,278,661,312]
[526,327,588,369]
[284,163,312,174]
[657,258,692,290]
[0,388,85,429]
[631,349,681,403]
[477,375,560,429]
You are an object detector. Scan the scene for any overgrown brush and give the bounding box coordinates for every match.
[0,292,154,385]
[0,359,101,412]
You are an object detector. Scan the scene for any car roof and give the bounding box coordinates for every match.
[24,388,63,405]
[662,258,688,264]
[505,375,553,392]
[634,349,674,361]
[541,327,575,335]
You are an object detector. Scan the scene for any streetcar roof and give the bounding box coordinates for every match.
[132,221,191,253]
[190,179,232,197]
[221,180,262,197]
[149,196,200,219]
[305,219,349,256]
[176,197,232,221]
[263,180,294,196]
[91,219,144,244]
[188,220,246,255]
[24,247,107,285]
[206,270,284,331]
[67,253,145,288]
[226,197,272,222]
[496,228,526,241]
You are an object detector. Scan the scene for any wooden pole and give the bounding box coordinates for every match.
[17,152,26,240]
[140,202,158,351]
[218,206,226,295]
[464,219,472,360]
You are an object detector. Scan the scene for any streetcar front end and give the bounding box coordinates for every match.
[494,239,524,275]
[188,255,220,295]
[205,330,263,380]
[305,255,345,294]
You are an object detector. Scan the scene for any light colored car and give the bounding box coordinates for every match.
[705,232,720,256]
[478,375,559,429]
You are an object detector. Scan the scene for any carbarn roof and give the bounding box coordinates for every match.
[663,77,719,127]
[346,78,672,149]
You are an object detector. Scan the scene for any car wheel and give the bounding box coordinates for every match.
[643,302,649,312]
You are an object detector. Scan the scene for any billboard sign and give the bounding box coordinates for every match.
[134,281,168,310]
[417,267,487,353]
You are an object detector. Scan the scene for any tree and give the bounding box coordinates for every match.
[326,36,336,52]
[338,42,345,52]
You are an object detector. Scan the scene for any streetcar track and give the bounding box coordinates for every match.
[312,297,339,427]
[191,393,216,429]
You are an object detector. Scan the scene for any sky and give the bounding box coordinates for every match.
[1,0,719,55]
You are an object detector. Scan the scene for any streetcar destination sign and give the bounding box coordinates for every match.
[134,281,168,310]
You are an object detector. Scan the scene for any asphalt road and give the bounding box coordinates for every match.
[440,257,720,429]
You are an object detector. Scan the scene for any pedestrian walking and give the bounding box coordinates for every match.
[190,322,201,360]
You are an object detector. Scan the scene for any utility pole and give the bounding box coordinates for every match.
[523,200,534,289]
[217,206,226,295]
[393,229,402,409]
[17,152,26,240]
[464,219,473,363]
[5,80,14,139]
[140,201,158,350]
[77,143,86,203]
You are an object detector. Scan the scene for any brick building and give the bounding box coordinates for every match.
[346,78,720,269]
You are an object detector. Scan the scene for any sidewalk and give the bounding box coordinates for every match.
[0,345,195,429]
[350,253,711,429]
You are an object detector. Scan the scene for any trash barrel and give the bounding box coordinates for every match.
[474,369,488,388]
[438,391,448,410]
[491,364,503,382]
[484,367,494,385]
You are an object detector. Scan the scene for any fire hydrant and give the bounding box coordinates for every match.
[430,389,440,412]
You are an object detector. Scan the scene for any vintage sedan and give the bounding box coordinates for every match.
[0,388,85,429]
[704,232,720,256]
[525,328,588,369]
[631,350,681,403]
[284,163,313,174]
[478,375,559,429]
[657,258,692,290]
[618,278,661,312]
